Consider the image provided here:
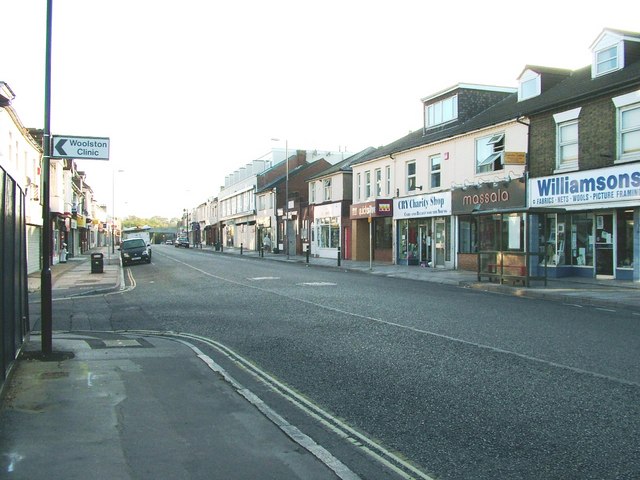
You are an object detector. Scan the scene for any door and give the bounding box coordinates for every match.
[418,225,429,266]
[435,218,446,268]
[595,213,614,278]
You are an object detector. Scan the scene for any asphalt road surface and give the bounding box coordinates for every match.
[49,245,640,480]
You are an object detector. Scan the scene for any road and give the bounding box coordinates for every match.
[51,245,640,480]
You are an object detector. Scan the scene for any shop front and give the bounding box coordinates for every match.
[529,164,640,281]
[394,192,452,267]
[350,199,393,263]
[257,215,275,252]
[452,179,526,271]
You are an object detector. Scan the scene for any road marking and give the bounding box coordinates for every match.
[124,330,367,480]
[124,329,431,480]
[298,282,337,286]
[162,253,640,389]
[248,276,281,281]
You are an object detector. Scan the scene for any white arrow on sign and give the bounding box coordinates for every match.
[51,135,110,160]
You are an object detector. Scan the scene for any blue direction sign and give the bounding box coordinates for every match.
[51,135,110,160]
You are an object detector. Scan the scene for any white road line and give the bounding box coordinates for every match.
[161,254,640,388]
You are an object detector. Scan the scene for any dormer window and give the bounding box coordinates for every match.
[594,45,620,76]
[425,95,458,128]
[590,30,627,78]
[518,70,541,101]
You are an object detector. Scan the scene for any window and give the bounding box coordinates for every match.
[375,169,382,197]
[426,95,458,128]
[594,45,619,76]
[617,209,634,268]
[318,217,339,248]
[553,108,581,171]
[385,166,391,195]
[365,170,371,198]
[620,105,640,159]
[356,173,361,201]
[309,182,316,204]
[613,93,640,162]
[458,216,477,253]
[323,179,331,202]
[557,121,579,169]
[518,70,541,101]
[475,133,504,173]
[407,161,416,191]
[430,154,441,189]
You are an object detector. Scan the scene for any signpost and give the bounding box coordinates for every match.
[51,135,110,160]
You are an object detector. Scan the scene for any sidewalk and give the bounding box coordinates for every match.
[4,244,639,479]
[214,244,640,313]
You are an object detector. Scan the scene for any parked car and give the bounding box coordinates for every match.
[175,236,189,248]
[119,238,152,265]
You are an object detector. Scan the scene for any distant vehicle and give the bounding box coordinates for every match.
[165,239,173,245]
[119,238,152,265]
[122,226,151,245]
[175,237,189,248]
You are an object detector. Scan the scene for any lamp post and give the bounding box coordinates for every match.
[271,138,289,259]
[184,208,189,243]
[111,168,124,258]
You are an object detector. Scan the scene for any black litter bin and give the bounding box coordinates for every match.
[91,252,104,273]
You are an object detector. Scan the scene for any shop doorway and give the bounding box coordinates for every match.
[418,225,431,266]
[595,213,614,278]
[435,219,446,268]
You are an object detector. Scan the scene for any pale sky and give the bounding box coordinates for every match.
[2,0,638,218]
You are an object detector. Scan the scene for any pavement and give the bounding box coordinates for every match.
[2,245,639,480]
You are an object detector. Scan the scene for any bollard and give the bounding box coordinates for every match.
[260,246,264,258]
[337,246,341,267]
[240,243,243,255]
[306,245,310,264]
[221,243,223,253]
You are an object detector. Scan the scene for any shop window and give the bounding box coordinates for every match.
[570,213,593,266]
[477,213,524,252]
[398,219,419,261]
[617,209,634,268]
[542,213,594,266]
[459,216,477,253]
[374,217,393,250]
[318,217,339,248]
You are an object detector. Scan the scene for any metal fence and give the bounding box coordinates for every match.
[1,166,29,390]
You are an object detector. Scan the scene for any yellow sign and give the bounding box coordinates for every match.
[504,152,526,165]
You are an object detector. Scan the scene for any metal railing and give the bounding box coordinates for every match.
[1,167,29,389]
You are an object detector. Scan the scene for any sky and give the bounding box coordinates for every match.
[1,0,638,219]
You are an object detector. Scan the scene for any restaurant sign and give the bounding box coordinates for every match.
[452,179,526,214]
[350,199,393,219]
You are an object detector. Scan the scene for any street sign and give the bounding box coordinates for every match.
[51,135,110,160]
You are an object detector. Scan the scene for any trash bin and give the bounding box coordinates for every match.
[91,252,104,274]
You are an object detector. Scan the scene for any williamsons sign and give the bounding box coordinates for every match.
[529,163,640,208]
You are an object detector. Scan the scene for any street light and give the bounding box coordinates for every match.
[271,138,289,259]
